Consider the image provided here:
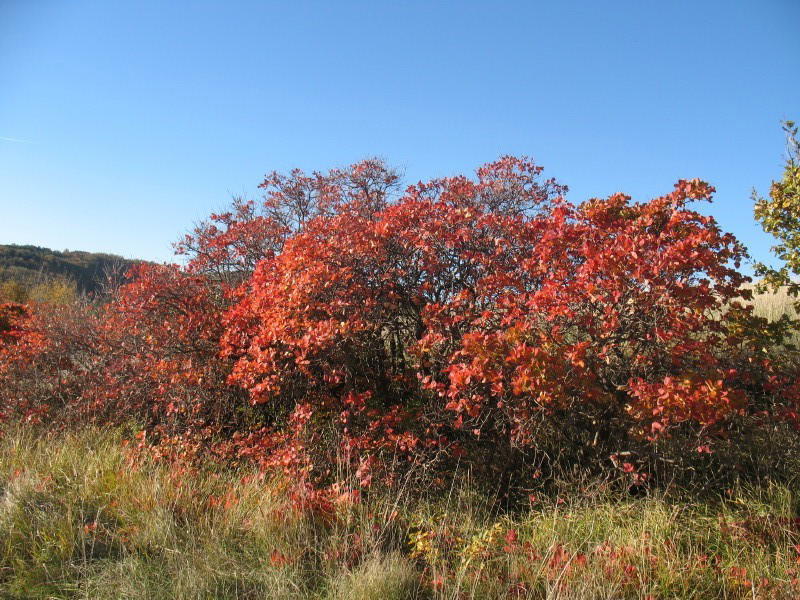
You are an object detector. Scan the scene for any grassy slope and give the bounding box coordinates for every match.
[2,429,800,599]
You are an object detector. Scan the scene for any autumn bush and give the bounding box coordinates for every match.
[2,157,799,500]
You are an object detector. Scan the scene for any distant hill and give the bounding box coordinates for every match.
[0,244,141,295]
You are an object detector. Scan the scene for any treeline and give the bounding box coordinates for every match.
[0,244,140,303]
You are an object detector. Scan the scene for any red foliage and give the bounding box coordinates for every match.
[218,158,778,488]
[0,303,30,348]
[2,157,798,494]
[0,301,103,426]
[96,263,248,455]
[0,303,32,423]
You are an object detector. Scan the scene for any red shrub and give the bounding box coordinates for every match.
[2,157,798,494]
[0,301,106,426]
[95,263,248,457]
[220,158,773,488]
[0,303,30,348]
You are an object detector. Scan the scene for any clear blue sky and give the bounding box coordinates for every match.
[1,1,798,267]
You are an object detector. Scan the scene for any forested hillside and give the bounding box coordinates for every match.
[0,244,139,294]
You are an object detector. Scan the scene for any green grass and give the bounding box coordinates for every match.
[2,428,800,599]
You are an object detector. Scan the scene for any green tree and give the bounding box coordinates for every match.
[754,120,800,298]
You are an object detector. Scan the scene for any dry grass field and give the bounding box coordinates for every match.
[3,428,800,599]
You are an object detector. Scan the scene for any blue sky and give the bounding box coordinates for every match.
[1,1,798,267]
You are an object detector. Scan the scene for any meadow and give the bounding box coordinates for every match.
[3,427,800,599]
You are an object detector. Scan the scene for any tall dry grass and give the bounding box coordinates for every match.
[2,428,800,598]
[744,283,800,349]
[749,284,798,322]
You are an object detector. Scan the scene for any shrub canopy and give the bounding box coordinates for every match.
[2,157,798,496]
